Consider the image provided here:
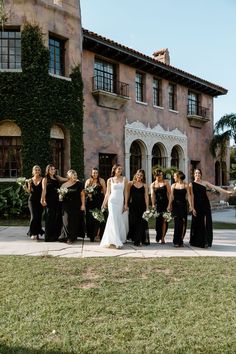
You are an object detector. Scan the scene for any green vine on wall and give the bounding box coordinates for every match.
[0,23,84,178]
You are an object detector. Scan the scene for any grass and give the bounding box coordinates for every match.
[0,256,236,353]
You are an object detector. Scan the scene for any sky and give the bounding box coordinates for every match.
[80,0,236,125]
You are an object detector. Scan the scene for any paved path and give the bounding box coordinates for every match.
[0,208,235,258]
[0,226,235,258]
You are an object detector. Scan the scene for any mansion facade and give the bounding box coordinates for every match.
[0,0,228,185]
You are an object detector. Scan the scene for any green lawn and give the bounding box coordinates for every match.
[0,257,235,354]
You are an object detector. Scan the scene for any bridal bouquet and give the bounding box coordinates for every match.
[90,208,105,223]
[16,177,31,192]
[142,207,159,221]
[85,185,97,200]
[162,211,172,222]
[57,186,68,201]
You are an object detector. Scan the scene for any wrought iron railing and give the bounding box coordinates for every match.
[92,75,129,97]
[187,104,209,119]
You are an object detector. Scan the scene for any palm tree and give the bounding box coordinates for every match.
[210,113,236,184]
[215,113,236,144]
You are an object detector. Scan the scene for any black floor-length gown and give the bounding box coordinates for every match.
[27,180,44,237]
[60,181,85,242]
[172,188,187,246]
[86,184,105,241]
[127,185,149,246]
[190,182,213,248]
[154,185,169,242]
[44,178,62,242]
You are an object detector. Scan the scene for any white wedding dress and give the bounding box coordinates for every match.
[100,178,127,248]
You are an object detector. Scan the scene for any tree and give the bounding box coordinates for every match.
[210,113,236,184]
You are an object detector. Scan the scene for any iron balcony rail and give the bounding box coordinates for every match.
[187,104,209,119]
[92,75,129,97]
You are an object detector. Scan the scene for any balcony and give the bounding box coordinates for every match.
[187,105,210,128]
[92,75,130,110]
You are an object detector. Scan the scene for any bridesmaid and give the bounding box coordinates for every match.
[127,169,149,246]
[150,169,171,244]
[59,169,85,244]
[85,168,106,242]
[26,165,44,240]
[167,171,192,247]
[100,164,128,249]
[41,164,67,242]
[189,168,232,248]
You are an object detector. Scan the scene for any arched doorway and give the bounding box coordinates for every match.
[130,141,142,179]
[0,121,22,178]
[50,125,64,175]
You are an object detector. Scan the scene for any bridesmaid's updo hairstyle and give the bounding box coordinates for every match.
[67,169,77,181]
[133,169,146,183]
[153,169,163,178]
[111,164,122,177]
[175,170,186,181]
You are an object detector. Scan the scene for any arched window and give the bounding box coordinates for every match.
[0,121,22,178]
[215,161,220,185]
[152,144,165,168]
[130,141,141,179]
[171,146,179,168]
[50,125,64,175]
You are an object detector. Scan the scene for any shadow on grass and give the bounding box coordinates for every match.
[0,344,71,354]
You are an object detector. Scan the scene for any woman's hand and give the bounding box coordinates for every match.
[123,205,128,213]
[81,205,85,211]
[41,200,46,207]
[192,208,197,217]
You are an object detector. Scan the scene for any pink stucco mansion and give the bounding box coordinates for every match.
[0,0,228,185]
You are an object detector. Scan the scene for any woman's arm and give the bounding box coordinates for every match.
[167,184,174,212]
[144,183,149,210]
[189,183,197,216]
[56,175,68,183]
[150,182,156,208]
[123,177,129,211]
[101,179,111,209]
[80,190,85,211]
[205,181,233,195]
[100,178,107,196]
[165,181,171,201]
[84,179,90,189]
[186,183,193,212]
[41,178,47,206]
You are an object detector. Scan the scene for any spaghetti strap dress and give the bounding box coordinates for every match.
[154,185,169,242]
[172,188,187,246]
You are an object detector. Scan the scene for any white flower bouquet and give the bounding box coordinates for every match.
[142,207,159,221]
[90,208,105,223]
[85,185,97,200]
[162,211,172,222]
[16,177,31,192]
[57,187,68,201]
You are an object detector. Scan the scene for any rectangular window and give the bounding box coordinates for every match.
[135,72,145,102]
[153,78,162,106]
[0,137,22,178]
[188,91,199,115]
[94,59,115,93]
[0,30,21,69]
[49,36,65,76]
[168,83,177,110]
[99,153,117,181]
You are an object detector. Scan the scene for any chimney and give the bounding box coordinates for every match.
[152,48,170,65]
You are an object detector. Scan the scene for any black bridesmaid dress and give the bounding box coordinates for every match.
[154,185,169,242]
[86,184,105,242]
[127,184,149,246]
[60,181,85,243]
[172,188,187,246]
[190,182,213,248]
[27,180,44,238]
[44,177,61,242]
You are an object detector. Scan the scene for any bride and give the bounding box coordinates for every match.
[100,164,128,249]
